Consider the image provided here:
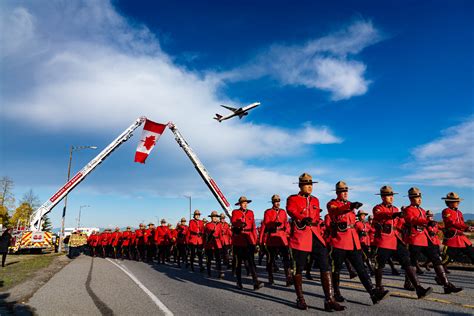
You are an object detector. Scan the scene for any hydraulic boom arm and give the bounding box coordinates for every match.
[168,122,232,218]
[29,117,147,231]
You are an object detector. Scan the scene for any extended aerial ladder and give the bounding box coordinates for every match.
[28,117,232,234]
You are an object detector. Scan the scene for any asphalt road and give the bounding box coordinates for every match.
[27,255,474,315]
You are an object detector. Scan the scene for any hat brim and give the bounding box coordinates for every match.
[235,200,252,205]
[442,198,463,201]
[208,214,219,217]
[406,194,422,198]
[375,193,398,196]
[334,188,350,192]
[358,212,368,216]
[296,181,318,185]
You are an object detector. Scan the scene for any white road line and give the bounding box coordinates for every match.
[106,258,174,316]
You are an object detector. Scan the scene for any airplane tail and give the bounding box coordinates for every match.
[213,114,223,122]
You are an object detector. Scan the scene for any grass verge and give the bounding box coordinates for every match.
[0,253,61,290]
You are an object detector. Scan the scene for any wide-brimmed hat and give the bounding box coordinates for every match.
[235,196,252,206]
[270,194,281,203]
[160,218,167,224]
[357,210,368,217]
[180,217,187,222]
[376,185,398,196]
[126,226,131,229]
[297,173,318,185]
[334,181,349,192]
[220,213,226,219]
[208,211,220,218]
[148,222,154,226]
[193,210,201,215]
[407,187,422,198]
[442,192,463,202]
[426,210,434,217]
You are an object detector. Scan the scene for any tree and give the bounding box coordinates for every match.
[21,189,41,210]
[0,176,15,210]
[42,215,53,232]
[0,205,9,226]
[10,202,34,228]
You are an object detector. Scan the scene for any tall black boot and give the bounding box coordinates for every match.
[293,274,308,310]
[321,271,346,311]
[332,271,345,302]
[434,264,462,294]
[250,263,263,290]
[406,266,432,299]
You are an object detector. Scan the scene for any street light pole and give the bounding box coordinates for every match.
[77,205,90,229]
[184,195,192,220]
[58,145,97,252]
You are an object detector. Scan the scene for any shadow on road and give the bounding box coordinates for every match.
[0,292,35,316]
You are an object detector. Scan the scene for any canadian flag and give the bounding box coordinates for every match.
[134,119,167,163]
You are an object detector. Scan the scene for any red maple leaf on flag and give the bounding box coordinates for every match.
[142,135,156,150]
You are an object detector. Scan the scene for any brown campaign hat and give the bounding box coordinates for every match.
[235,196,252,206]
[376,185,398,196]
[357,210,368,217]
[442,192,463,202]
[407,187,422,198]
[193,210,201,215]
[298,173,318,185]
[208,211,220,218]
[148,223,154,226]
[220,213,226,219]
[271,194,281,202]
[160,218,167,223]
[180,217,187,222]
[426,210,434,217]
[334,181,349,192]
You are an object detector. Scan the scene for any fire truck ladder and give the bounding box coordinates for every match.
[168,122,232,218]
[29,117,147,231]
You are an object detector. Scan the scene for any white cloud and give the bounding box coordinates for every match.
[403,118,474,187]
[222,20,381,100]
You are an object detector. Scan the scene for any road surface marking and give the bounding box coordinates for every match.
[106,258,174,316]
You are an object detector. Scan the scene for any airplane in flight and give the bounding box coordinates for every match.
[213,102,261,122]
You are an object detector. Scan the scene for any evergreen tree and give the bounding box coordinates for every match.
[42,215,53,232]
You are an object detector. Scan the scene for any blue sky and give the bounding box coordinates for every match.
[0,0,472,229]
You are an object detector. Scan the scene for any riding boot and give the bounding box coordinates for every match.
[404,274,415,291]
[406,266,432,299]
[374,268,385,292]
[434,264,462,294]
[285,268,293,287]
[267,266,274,285]
[332,271,346,302]
[293,274,308,310]
[250,263,263,290]
[236,262,243,289]
[345,259,357,279]
[416,262,424,275]
[321,271,346,311]
[388,259,400,275]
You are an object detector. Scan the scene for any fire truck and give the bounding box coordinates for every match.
[16,117,231,253]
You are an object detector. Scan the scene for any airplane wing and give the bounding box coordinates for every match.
[220,105,239,112]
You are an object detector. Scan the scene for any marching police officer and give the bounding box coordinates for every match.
[231,196,263,290]
[187,210,205,272]
[204,211,224,278]
[286,173,344,311]
[259,194,292,286]
[372,186,431,299]
[327,181,387,304]
[176,218,188,268]
[404,188,462,294]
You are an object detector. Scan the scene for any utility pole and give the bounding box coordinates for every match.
[184,195,192,220]
[77,205,90,229]
[59,145,96,252]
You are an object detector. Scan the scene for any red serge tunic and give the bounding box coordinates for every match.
[327,199,361,251]
[286,194,325,252]
[404,205,436,247]
[187,219,204,246]
[442,207,472,248]
[218,222,232,246]
[204,222,223,250]
[111,231,122,247]
[88,234,99,247]
[259,208,289,247]
[176,224,188,245]
[372,204,404,250]
[355,221,371,246]
[154,226,171,246]
[231,208,257,247]
[121,231,132,247]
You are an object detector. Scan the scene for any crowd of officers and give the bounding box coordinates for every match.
[86,173,474,312]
